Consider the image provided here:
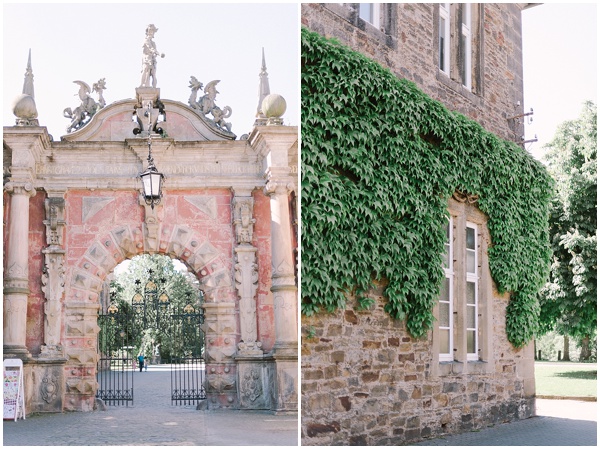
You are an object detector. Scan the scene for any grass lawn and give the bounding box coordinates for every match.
[535,361,597,398]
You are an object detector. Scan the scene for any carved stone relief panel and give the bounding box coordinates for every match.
[43,196,66,246]
[233,197,256,245]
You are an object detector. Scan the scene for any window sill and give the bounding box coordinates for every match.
[437,359,491,376]
[436,70,482,104]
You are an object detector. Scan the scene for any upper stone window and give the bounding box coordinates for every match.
[437,4,481,95]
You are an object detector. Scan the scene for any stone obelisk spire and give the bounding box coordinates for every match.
[12,49,38,126]
[254,48,271,126]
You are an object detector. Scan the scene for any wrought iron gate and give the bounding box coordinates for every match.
[169,303,206,405]
[96,304,135,406]
[97,278,205,407]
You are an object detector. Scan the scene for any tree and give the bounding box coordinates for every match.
[110,254,203,361]
[539,101,597,360]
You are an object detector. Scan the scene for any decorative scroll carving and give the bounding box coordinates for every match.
[41,253,65,347]
[43,197,66,246]
[241,368,263,403]
[234,248,260,353]
[188,78,233,133]
[233,197,256,245]
[207,372,236,392]
[141,198,161,252]
[63,79,106,133]
[41,376,59,404]
[452,190,479,205]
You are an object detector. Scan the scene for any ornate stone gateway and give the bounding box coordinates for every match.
[4,25,298,415]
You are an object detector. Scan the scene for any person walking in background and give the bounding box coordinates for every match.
[137,354,144,372]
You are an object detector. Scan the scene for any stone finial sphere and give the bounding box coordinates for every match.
[262,94,286,118]
[12,94,38,120]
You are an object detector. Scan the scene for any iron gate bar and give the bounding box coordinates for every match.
[96,310,135,406]
[170,307,206,405]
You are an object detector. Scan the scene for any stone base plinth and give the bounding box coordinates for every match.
[236,355,270,410]
[27,357,68,413]
[268,352,298,413]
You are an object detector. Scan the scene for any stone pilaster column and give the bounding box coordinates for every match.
[3,181,36,358]
[40,193,67,358]
[264,180,298,354]
[232,194,262,355]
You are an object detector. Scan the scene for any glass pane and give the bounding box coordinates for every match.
[462,4,469,25]
[443,246,450,268]
[359,3,372,22]
[440,329,450,354]
[439,302,449,327]
[440,278,450,301]
[466,227,475,250]
[467,305,476,328]
[467,251,476,273]
[467,330,476,353]
[466,281,476,305]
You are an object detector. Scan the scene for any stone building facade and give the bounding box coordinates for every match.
[301,3,537,445]
[4,28,298,415]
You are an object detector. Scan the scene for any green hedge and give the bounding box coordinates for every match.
[300,28,553,348]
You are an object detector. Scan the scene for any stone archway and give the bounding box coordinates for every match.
[60,193,240,412]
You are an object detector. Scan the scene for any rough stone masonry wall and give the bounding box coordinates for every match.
[301,3,525,143]
[301,281,535,445]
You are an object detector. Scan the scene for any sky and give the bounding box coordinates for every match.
[521,3,597,161]
[3,2,299,140]
[3,3,596,160]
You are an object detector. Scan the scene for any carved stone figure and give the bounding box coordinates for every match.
[234,199,256,245]
[92,78,107,108]
[188,78,234,133]
[63,79,106,133]
[140,24,165,88]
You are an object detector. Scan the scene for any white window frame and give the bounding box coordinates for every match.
[359,3,381,29]
[465,222,478,361]
[439,217,454,362]
[439,3,450,75]
[460,4,472,90]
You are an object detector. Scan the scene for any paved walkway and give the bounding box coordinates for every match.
[3,366,298,446]
[412,399,597,446]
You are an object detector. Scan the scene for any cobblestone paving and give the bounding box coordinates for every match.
[412,399,597,446]
[3,366,298,446]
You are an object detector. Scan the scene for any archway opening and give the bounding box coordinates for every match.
[97,254,205,408]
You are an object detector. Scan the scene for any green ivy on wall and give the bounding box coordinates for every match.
[300,28,553,348]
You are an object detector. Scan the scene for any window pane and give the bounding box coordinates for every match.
[467,251,476,273]
[466,281,476,305]
[466,227,475,250]
[467,305,476,328]
[440,329,450,354]
[440,278,450,301]
[359,3,372,22]
[467,330,476,353]
[439,301,449,327]
[462,4,469,25]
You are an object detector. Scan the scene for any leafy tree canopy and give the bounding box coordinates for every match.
[539,101,597,355]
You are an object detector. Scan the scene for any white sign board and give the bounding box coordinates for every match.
[3,359,25,421]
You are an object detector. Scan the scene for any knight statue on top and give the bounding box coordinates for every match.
[140,24,165,88]
[188,77,233,133]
